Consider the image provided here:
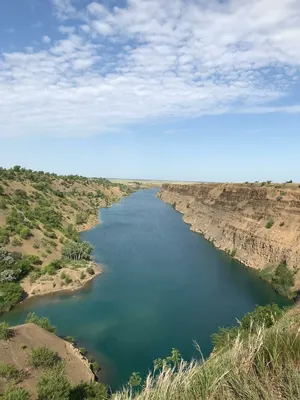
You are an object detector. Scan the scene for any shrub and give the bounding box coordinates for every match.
[0,321,11,340]
[265,218,274,229]
[171,202,176,209]
[212,304,284,350]
[1,387,30,400]
[25,312,56,333]
[37,366,71,400]
[86,266,94,275]
[0,185,4,195]
[29,346,61,368]
[29,269,43,283]
[33,241,40,249]
[75,212,88,225]
[80,271,86,280]
[272,261,295,297]
[0,362,25,382]
[64,336,75,344]
[230,249,237,257]
[279,221,285,227]
[71,382,108,399]
[0,198,7,210]
[11,236,22,247]
[0,282,24,313]
[64,274,72,285]
[24,254,42,265]
[0,227,10,245]
[240,303,284,331]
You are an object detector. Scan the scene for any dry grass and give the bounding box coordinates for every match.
[114,309,300,400]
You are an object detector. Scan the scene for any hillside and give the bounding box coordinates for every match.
[159,182,300,297]
[0,166,136,311]
[0,323,94,398]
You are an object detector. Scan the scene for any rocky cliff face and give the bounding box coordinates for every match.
[159,183,300,289]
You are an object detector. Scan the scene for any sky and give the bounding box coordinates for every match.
[0,0,299,181]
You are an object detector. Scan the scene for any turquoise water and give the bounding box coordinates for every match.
[1,189,289,389]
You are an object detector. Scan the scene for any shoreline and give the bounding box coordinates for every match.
[21,262,102,301]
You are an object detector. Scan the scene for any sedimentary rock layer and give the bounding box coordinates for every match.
[159,183,300,288]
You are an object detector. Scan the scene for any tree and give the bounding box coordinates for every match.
[37,366,71,400]
[0,282,24,313]
[62,241,93,261]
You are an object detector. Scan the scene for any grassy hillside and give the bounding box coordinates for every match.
[0,166,136,312]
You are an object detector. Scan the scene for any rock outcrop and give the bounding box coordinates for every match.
[159,183,300,289]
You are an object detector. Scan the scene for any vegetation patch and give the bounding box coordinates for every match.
[29,346,61,369]
[259,260,295,297]
[265,218,274,228]
[25,312,56,333]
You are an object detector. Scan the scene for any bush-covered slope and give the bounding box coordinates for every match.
[0,166,136,311]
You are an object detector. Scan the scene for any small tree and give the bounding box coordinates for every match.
[0,322,11,340]
[29,347,61,368]
[37,366,71,400]
[1,387,30,400]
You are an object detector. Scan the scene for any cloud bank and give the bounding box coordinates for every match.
[0,0,300,137]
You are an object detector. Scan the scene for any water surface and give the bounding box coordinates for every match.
[2,189,289,388]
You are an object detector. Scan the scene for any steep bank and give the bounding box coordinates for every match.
[159,183,300,291]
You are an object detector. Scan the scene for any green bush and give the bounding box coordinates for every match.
[25,312,56,333]
[33,241,40,249]
[230,249,237,257]
[29,346,61,368]
[19,227,32,239]
[240,303,284,330]
[79,271,86,280]
[37,366,71,400]
[70,382,108,400]
[64,336,75,344]
[265,218,274,229]
[11,236,22,247]
[212,304,284,350]
[86,266,94,275]
[0,362,25,382]
[0,197,7,210]
[0,282,24,313]
[272,261,295,297]
[0,322,11,340]
[0,227,10,245]
[1,387,30,400]
[75,212,88,225]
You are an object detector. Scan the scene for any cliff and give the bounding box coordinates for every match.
[159,183,300,290]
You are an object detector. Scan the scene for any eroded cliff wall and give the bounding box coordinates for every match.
[159,183,300,289]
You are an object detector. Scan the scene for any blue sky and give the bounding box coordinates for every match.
[0,0,299,181]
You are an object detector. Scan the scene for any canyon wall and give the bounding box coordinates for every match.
[159,183,300,289]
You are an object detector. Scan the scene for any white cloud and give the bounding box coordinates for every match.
[0,0,300,138]
[92,21,113,36]
[43,36,51,44]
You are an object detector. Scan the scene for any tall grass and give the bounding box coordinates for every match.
[113,312,300,399]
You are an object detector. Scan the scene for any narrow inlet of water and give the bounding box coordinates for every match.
[2,189,289,389]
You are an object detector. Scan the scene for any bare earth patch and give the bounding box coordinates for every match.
[21,262,101,298]
[0,323,94,398]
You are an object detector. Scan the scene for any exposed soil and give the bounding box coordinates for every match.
[0,323,94,398]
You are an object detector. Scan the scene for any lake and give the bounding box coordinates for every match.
[1,189,289,389]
